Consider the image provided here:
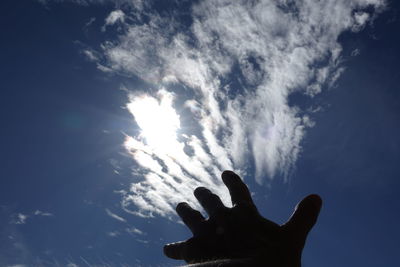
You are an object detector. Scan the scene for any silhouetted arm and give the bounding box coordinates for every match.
[164,170,322,267]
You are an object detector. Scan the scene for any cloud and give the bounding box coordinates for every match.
[353,12,370,30]
[62,0,386,218]
[107,231,120,237]
[102,9,126,31]
[85,17,96,27]
[105,10,125,26]
[82,49,99,61]
[10,213,28,225]
[10,210,54,225]
[351,48,361,57]
[33,210,53,217]
[37,0,146,9]
[126,226,145,236]
[105,208,127,223]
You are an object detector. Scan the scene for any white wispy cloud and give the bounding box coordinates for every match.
[105,208,127,223]
[38,0,146,10]
[126,226,145,236]
[62,0,386,218]
[33,210,53,217]
[10,213,29,225]
[82,49,99,62]
[10,210,54,224]
[107,231,120,237]
[105,9,125,26]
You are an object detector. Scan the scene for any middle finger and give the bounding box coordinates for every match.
[194,187,226,216]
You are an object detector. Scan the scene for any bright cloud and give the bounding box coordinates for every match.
[126,90,181,153]
[74,0,385,218]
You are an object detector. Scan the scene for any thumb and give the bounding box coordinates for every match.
[283,194,322,241]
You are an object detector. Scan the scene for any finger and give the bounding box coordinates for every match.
[163,241,186,260]
[221,170,253,206]
[194,187,225,216]
[284,194,322,240]
[176,202,205,235]
[164,238,216,263]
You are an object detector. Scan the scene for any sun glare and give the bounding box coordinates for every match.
[126,91,181,153]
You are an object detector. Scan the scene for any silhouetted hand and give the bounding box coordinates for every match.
[163,170,322,267]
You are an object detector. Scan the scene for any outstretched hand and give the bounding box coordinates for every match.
[163,170,322,267]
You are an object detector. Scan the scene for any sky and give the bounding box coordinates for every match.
[1,0,400,266]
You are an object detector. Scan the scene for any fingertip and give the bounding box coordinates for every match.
[300,194,322,211]
[295,194,323,220]
[175,202,189,218]
[163,242,184,260]
[310,194,322,206]
[285,194,323,237]
[222,170,235,177]
[176,202,189,212]
[193,186,208,198]
[221,170,240,185]
[163,244,170,256]
[163,244,173,258]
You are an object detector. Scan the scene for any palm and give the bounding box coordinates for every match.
[164,171,322,266]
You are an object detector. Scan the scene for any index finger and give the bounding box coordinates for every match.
[221,170,254,206]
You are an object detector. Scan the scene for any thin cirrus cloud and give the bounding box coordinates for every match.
[10,210,53,225]
[105,208,127,223]
[47,0,386,218]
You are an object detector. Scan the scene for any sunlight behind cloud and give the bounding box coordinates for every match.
[123,90,230,218]
[126,90,180,154]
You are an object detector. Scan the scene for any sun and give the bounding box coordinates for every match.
[126,90,181,153]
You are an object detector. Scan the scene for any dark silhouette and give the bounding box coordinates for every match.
[164,170,322,267]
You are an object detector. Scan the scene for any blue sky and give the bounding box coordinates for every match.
[1,0,399,266]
